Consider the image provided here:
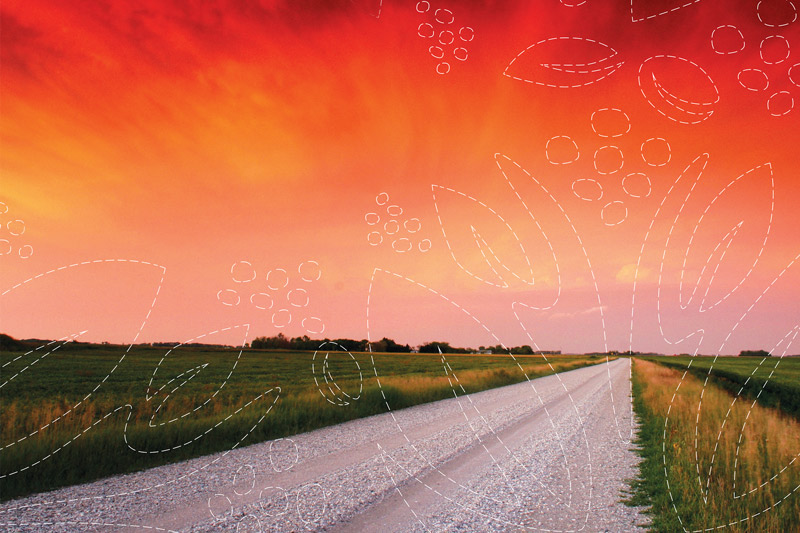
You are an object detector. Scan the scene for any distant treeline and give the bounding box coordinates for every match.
[249,334,559,355]
[249,333,411,352]
[4,332,788,357]
[739,349,771,357]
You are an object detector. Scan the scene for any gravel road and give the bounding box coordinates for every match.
[0,358,647,532]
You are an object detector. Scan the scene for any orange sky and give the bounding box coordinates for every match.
[2,0,798,354]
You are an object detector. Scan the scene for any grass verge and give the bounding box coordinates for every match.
[627,359,800,532]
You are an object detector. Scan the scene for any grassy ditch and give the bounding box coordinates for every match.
[627,359,800,532]
[644,356,800,420]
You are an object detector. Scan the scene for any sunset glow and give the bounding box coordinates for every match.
[2,0,799,355]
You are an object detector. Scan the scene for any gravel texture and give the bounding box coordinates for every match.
[0,358,648,532]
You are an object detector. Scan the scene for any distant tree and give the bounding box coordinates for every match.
[333,338,367,352]
[0,333,25,351]
[383,337,411,352]
[739,349,770,357]
[417,341,472,354]
[250,333,291,350]
[418,341,452,353]
[510,345,534,355]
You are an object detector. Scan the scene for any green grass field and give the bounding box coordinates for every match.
[628,358,800,532]
[0,343,606,501]
[642,355,800,419]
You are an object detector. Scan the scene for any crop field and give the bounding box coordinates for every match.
[628,359,800,532]
[0,343,606,500]
[642,355,800,419]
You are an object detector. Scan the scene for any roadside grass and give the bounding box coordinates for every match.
[627,359,800,532]
[644,356,800,419]
[0,344,605,500]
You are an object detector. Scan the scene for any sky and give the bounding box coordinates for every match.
[1,0,799,355]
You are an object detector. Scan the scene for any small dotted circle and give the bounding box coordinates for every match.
[217,289,241,307]
[788,63,800,87]
[571,179,603,202]
[418,23,434,38]
[622,172,652,198]
[365,212,380,225]
[250,292,274,310]
[386,204,403,217]
[767,90,794,116]
[545,136,579,165]
[287,288,310,308]
[231,261,257,283]
[19,245,33,259]
[415,1,430,13]
[590,108,631,138]
[757,0,798,27]
[298,260,321,282]
[459,26,474,41]
[439,30,454,46]
[437,62,451,75]
[711,25,745,55]
[303,317,325,335]
[435,8,454,24]
[0,239,11,255]
[392,238,413,253]
[266,269,289,290]
[367,231,383,246]
[641,138,671,167]
[760,35,791,65]
[601,201,628,226]
[738,68,770,92]
[7,219,26,236]
[594,145,624,175]
[430,45,444,59]
[376,192,389,205]
[454,48,468,61]
[258,487,289,517]
[404,218,421,233]
[384,220,400,235]
[419,239,432,252]
[272,309,292,328]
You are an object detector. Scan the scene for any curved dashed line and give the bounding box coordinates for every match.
[431,184,536,289]
[0,260,164,451]
[760,34,791,65]
[590,108,631,138]
[757,0,798,27]
[630,0,701,22]
[677,163,774,313]
[738,68,770,92]
[504,37,623,88]
[711,25,745,55]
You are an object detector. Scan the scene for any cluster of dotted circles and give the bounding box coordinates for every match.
[546,109,670,226]
[207,442,325,529]
[0,202,34,259]
[711,1,798,117]
[216,260,325,334]
[366,192,432,253]
[415,1,474,75]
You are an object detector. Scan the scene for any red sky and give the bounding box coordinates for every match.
[2,0,798,354]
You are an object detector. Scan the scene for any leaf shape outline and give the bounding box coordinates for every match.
[504,37,624,88]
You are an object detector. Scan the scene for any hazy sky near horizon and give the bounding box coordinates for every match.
[2,0,799,355]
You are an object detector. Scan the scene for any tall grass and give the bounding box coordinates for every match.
[1,346,603,500]
[646,356,800,419]
[628,359,800,532]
